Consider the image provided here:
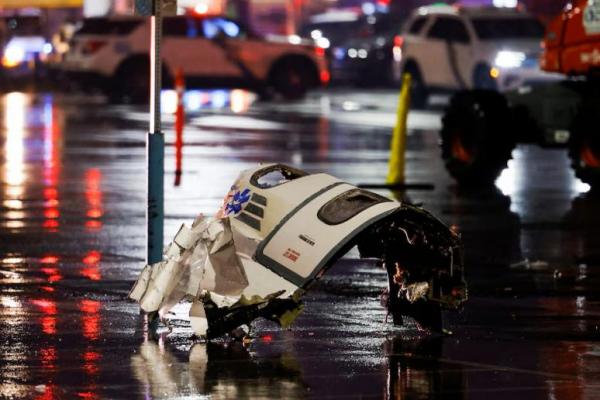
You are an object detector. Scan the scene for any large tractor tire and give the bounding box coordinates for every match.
[569,101,600,189]
[440,90,515,186]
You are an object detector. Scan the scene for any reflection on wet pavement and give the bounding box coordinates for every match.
[131,337,306,399]
[384,337,465,399]
[1,90,600,399]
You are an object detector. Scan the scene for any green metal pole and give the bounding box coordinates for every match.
[147,0,164,264]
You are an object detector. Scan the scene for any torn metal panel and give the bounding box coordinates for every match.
[129,164,467,339]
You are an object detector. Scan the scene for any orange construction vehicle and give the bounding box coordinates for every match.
[440,0,600,188]
[542,0,600,75]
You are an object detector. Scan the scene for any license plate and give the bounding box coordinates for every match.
[553,130,570,144]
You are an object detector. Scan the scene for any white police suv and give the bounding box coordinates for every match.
[57,14,329,102]
[395,5,559,107]
[0,14,49,79]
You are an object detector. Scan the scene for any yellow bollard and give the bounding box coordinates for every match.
[386,73,412,186]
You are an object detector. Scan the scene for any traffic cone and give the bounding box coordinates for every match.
[386,73,411,186]
[358,73,433,191]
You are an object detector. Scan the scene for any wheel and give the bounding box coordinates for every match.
[473,64,498,91]
[569,101,600,188]
[271,59,312,100]
[440,90,515,186]
[403,62,428,109]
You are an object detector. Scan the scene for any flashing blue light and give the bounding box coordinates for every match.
[43,42,53,54]
[211,90,228,108]
[362,2,376,15]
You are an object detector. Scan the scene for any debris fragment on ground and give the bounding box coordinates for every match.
[129,164,467,339]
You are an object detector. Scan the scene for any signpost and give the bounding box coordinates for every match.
[136,0,173,264]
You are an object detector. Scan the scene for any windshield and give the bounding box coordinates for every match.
[2,16,41,37]
[472,17,544,40]
[355,14,404,37]
[76,18,142,36]
[300,21,361,44]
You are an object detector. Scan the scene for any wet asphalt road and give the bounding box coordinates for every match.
[1,88,600,399]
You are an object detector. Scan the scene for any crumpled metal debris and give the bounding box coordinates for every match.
[129,164,467,339]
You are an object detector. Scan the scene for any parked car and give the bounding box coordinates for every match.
[395,4,559,107]
[299,10,362,82]
[56,15,329,102]
[0,14,48,79]
[299,10,363,51]
[328,12,405,85]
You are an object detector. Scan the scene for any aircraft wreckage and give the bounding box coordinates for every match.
[129,164,467,339]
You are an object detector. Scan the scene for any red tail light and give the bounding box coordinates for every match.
[320,70,330,84]
[315,46,326,57]
[81,40,107,55]
[393,35,404,48]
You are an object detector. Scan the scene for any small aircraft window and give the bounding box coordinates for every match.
[250,165,308,188]
[318,189,391,225]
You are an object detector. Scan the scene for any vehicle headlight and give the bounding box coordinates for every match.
[316,37,330,49]
[2,45,25,68]
[310,29,322,40]
[494,50,526,69]
[288,35,302,45]
[347,48,369,59]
